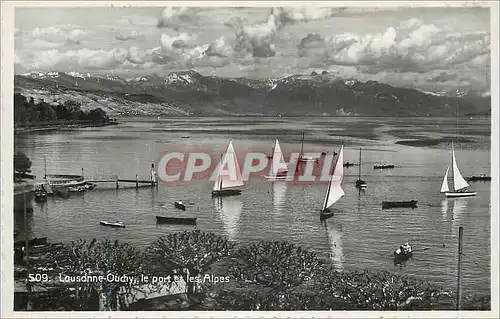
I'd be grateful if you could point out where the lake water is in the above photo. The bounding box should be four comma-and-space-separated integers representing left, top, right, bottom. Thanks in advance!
14, 116, 492, 296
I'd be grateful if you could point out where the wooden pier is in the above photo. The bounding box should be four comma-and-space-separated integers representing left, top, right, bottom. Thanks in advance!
44, 163, 159, 190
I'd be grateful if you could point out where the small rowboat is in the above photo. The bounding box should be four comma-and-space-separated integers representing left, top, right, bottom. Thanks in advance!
394, 243, 413, 262
156, 216, 197, 225
374, 164, 395, 169
174, 201, 186, 210
100, 221, 125, 228
382, 200, 418, 209
211, 189, 242, 197
343, 162, 355, 168
466, 175, 491, 182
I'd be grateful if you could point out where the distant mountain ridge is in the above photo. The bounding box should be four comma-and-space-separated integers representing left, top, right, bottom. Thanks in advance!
14, 70, 491, 117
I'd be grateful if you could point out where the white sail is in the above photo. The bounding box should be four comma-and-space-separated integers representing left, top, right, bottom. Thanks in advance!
440, 165, 450, 193
269, 139, 289, 176
213, 141, 244, 190
322, 145, 345, 210
452, 148, 469, 191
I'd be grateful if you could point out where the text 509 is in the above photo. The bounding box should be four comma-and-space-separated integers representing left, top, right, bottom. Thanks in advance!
28, 274, 49, 282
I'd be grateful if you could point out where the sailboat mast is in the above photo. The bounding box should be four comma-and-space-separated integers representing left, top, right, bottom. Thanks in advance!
300, 132, 304, 157
451, 142, 455, 192
44, 155, 47, 179
358, 147, 361, 180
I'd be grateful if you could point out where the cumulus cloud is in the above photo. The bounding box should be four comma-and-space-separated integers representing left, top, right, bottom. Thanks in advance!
25, 48, 128, 70
228, 7, 346, 58
427, 71, 458, 82
156, 7, 200, 29
160, 32, 196, 51
296, 18, 490, 75
116, 30, 143, 41
29, 26, 86, 45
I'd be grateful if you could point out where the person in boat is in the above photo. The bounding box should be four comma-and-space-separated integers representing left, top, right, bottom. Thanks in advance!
402, 242, 412, 253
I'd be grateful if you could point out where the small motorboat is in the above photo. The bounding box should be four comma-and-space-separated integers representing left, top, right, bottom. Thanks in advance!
84, 183, 97, 190
69, 185, 86, 193
181, 135, 190, 139
343, 162, 355, 168
355, 179, 367, 189
382, 200, 418, 209
374, 164, 395, 169
156, 216, 197, 225
466, 175, 491, 182
99, 221, 125, 228
394, 242, 413, 261
174, 200, 186, 211
34, 189, 48, 202
211, 189, 242, 197
14, 237, 48, 248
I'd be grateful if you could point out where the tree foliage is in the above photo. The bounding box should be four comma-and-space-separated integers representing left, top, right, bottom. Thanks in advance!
14, 93, 109, 125
14, 151, 32, 174
144, 230, 235, 293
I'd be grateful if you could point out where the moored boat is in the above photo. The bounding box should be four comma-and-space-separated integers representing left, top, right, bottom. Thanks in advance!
355, 147, 367, 189
34, 188, 48, 202
374, 164, 395, 169
14, 237, 48, 248
212, 140, 244, 197
156, 215, 197, 225
466, 175, 491, 182
382, 200, 418, 209
394, 242, 413, 261
320, 144, 345, 221
440, 143, 477, 198
174, 200, 186, 210
99, 220, 125, 228
343, 162, 355, 168
265, 139, 293, 180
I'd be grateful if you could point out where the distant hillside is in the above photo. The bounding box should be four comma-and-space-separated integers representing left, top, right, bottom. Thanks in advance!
14, 70, 491, 117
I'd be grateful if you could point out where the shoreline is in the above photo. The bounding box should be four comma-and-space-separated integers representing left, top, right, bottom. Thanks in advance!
14, 121, 119, 134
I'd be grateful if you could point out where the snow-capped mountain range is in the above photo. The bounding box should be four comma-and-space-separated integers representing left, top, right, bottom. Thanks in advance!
14, 70, 490, 117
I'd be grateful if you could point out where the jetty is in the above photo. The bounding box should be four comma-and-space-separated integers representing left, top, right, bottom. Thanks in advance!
38, 163, 159, 190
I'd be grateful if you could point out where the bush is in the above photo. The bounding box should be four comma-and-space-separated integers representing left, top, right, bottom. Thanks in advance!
14, 151, 32, 175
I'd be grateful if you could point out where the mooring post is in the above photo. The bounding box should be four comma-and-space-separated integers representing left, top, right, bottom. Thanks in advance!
456, 226, 463, 310
136, 174, 138, 188
150, 163, 156, 187
115, 175, 119, 189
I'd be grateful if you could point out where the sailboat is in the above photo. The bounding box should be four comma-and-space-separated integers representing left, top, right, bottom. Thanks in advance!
265, 139, 292, 180
320, 145, 345, 220
298, 132, 317, 163
355, 147, 367, 189
440, 143, 476, 198
212, 140, 243, 197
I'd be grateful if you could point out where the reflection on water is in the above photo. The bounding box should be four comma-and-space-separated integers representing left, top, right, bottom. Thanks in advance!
213, 196, 242, 240
323, 220, 344, 270
272, 181, 288, 215
451, 198, 468, 238
441, 199, 449, 222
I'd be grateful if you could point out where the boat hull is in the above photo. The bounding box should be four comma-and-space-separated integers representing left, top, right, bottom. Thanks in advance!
382, 200, 418, 209
211, 189, 242, 197
445, 192, 477, 198
264, 175, 293, 181
156, 216, 197, 225
174, 202, 186, 210
99, 221, 125, 228
374, 165, 395, 169
355, 180, 367, 188
14, 237, 48, 248
466, 176, 491, 182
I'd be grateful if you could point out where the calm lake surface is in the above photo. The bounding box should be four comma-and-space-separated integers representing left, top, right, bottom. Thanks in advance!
14, 116, 492, 296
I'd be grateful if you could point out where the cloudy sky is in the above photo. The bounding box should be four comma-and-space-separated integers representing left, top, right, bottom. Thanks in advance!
14, 6, 491, 93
